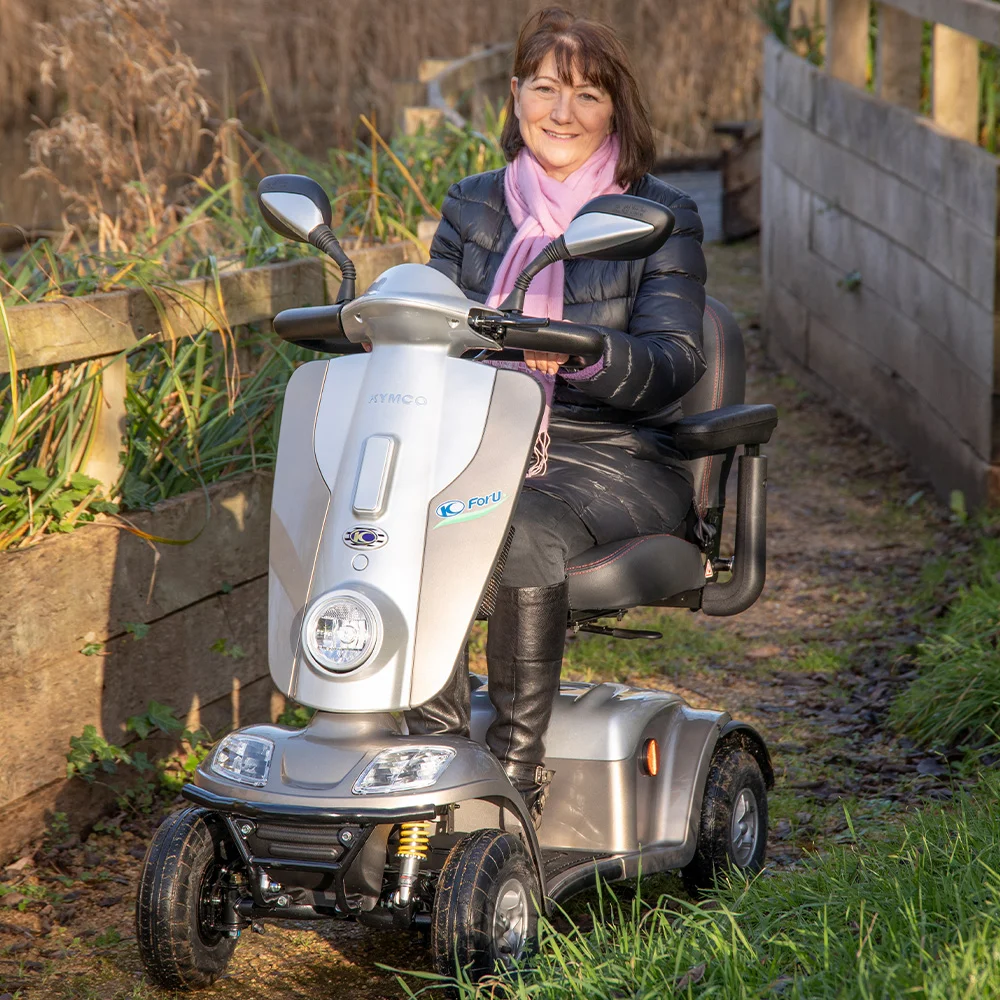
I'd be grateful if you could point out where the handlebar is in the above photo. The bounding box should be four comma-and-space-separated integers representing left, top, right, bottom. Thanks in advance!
271, 303, 606, 365
501, 322, 604, 364
467, 309, 605, 364
272, 304, 366, 354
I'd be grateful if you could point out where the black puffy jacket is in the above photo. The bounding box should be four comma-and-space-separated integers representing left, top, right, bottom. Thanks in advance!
428, 168, 708, 544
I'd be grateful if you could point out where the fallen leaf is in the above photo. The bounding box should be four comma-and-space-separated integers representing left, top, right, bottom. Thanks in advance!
4, 857, 32, 873
748, 644, 782, 660
677, 962, 706, 988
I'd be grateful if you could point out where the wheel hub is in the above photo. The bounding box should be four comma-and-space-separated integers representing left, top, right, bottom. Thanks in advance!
730, 787, 759, 866
492, 877, 529, 964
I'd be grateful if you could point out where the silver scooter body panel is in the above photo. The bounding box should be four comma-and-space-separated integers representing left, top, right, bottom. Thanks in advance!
193, 680, 728, 888
267, 264, 543, 712
472, 681, 727, 856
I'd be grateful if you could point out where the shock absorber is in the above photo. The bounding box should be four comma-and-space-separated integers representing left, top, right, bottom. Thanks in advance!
393, 820, 433, 907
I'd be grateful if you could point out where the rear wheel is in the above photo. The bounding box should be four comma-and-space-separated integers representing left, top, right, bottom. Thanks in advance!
682, 741, 768, 894
431, 829, 539, 982
135, 807, 239, 990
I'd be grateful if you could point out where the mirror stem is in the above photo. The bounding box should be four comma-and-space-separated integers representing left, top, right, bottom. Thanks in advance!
310, 225, 357, 303
498, 237, 568, 313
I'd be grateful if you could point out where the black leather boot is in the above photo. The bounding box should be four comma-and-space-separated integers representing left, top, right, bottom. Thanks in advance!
404, 644, 471, 737
485, 580, 568, 827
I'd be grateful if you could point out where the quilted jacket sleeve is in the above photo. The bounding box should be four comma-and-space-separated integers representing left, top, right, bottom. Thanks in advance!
563, 188, 707, 413
426, 183, 464, 286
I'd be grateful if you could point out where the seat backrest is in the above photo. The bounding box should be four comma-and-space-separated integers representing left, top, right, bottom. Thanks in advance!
680, 296, 746, 516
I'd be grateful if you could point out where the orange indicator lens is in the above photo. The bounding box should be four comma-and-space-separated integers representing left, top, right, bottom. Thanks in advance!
642, 738, 659, 776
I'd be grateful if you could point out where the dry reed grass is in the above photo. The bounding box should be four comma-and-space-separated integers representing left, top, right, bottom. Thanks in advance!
2, 0, 763, 158
23, 0, 209, 250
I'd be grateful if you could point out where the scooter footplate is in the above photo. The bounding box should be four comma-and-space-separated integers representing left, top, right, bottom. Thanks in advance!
542, 849, 614, 882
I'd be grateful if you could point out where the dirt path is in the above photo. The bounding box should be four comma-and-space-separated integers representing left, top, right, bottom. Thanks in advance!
0, 240, 959, 999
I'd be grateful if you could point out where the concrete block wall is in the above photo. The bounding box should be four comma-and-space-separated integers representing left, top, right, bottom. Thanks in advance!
761, 35, 1000, 504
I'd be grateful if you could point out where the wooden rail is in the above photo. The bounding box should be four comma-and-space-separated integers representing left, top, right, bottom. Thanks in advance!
790, 0, 997, 144
402, 43, 513, 136
3, 242, 422, 486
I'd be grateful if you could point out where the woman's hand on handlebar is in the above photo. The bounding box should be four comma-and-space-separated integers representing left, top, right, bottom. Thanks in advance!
523, 350, 569, 375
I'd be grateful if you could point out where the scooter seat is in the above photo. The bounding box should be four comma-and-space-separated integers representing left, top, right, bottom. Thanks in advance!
566, 533, 705, 612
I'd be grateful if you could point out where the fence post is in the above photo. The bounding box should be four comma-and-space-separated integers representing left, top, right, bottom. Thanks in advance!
82, 355, 128, 494
826, 0, 870, 87
789, 0, 826, 58
932, 25, 980, 143
876, 4, 923, 111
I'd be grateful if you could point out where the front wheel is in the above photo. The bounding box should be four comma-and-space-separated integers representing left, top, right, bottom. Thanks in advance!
682, 740, 768, 895
135, 807, 239, 990
431, 829, 539, 982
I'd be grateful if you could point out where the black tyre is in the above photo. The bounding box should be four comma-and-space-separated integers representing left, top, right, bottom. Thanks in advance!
135, 807, 238, 990
431, 829, 539, 982
682, 740, 768, 895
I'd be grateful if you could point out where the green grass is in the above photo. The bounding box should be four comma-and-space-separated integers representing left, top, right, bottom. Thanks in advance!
891, 530, 1000, 749
418, 770, 1000, 999
563, 609, 743, 684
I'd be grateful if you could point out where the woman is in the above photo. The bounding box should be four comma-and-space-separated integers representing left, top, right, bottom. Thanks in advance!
407, 7, 707, 824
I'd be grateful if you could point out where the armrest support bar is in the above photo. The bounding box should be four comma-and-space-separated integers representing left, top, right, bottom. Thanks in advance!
673, 403, 777, 457
702, 451, 767, 616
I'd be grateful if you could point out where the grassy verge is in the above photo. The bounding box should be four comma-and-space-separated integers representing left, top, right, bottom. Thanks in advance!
431, 772, 1000, 999
891, 524, 1000, 750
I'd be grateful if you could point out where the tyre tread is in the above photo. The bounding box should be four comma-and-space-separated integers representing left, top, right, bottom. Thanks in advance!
135, 807, 236, 990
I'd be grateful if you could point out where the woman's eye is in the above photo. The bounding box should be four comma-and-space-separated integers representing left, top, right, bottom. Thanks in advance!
578, 92, 599, 102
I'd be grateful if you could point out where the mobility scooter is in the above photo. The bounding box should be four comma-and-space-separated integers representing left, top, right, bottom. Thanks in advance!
136, 174, 777, 987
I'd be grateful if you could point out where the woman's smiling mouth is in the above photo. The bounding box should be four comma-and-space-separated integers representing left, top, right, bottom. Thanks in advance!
543, 129, 578, 141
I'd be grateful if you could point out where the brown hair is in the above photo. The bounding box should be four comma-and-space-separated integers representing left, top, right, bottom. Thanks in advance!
500, 6, 655, 189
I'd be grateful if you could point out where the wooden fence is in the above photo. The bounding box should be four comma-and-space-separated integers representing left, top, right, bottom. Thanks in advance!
0, 242, 419, 861
400, 43, 513, 136
764, 0, 1000, 505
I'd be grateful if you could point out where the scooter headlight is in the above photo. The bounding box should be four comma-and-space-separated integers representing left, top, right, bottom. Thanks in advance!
352, 746, 456, 795
303, 591, 381, 673
210, 734, 274, 787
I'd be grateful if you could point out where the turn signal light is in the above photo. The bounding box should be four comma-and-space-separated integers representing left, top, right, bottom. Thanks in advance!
641, 738, 659, 776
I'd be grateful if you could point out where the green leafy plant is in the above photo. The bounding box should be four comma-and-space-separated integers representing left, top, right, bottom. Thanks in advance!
277, 700, 316, 728
66, 725, 139, 781
210, 637, 247, 659
65, 699, 213, 809
122, 622, 150, 641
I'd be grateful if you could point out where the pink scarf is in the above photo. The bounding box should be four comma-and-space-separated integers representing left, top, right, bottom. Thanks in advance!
486, 135, 624, 477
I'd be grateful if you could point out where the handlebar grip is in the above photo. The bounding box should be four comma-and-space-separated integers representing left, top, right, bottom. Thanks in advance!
503, 321, 605, 363
273, 305, 363, 353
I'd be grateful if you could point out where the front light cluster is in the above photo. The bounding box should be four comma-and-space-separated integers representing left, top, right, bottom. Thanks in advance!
303, 591, 380, 673
352, 746, 456, 795
211, 734, 274, 787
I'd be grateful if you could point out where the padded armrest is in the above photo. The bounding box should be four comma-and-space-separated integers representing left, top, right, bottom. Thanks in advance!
672, 403, 778, 456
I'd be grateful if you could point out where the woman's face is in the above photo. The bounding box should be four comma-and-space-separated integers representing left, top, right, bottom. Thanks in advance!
512, 49, 614, 182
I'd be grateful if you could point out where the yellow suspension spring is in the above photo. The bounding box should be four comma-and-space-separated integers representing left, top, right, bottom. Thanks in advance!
396, 820, 433, 860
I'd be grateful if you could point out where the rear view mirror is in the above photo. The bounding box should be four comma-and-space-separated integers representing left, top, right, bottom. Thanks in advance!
257, 174, 333, 243
562, 194, 674, 261
498, 193, 675, 313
